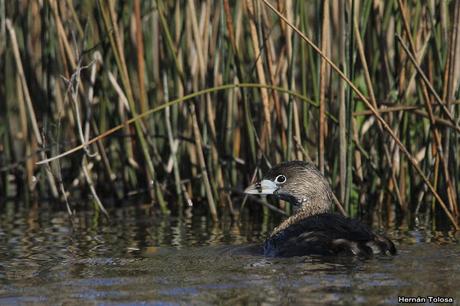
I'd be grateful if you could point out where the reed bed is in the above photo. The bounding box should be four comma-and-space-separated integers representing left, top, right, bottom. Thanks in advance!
1, 0, 459, 230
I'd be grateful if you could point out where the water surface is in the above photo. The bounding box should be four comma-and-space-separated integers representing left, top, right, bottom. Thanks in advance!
0, 202, 458, 305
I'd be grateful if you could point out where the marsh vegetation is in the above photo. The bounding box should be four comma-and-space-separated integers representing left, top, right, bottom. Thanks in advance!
1, 0, 459, 230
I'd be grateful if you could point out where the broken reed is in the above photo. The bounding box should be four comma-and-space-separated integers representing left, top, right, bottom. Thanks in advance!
1, 1, 459, 229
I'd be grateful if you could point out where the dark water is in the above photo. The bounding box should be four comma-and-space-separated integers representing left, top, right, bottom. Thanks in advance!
0, 202, 459, 305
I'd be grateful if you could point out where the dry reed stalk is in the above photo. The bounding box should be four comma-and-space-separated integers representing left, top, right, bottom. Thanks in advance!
190, 103, 218, 221
99, 0, 167, 211
443, 0, 460, 214
354, 107, 460, 132
156, 0, 184, 80
223, 0, 238, 52
351, 3, 404, 209
354, 103, 456, 114
65, 55, 108, 217
226, 87, 236, 169
266, 43, 287, 156
331, 192, 347, 217
6, 19, 59, 198
396, 18, 457, 217
6, 20, 42, 153
52, 119, 73, 217
338, 0, 347, 204
202, 1, 213, 63
135, 2, 164, 200
397, 0, 458, 216
245, 0, 271, 146
263, 0, 459, 229
431, 152, 441, 221
261, 5, 287, 155
442, 2, 460, 107
223, 0, 257, 163
33, 83, 355, 165
49, 0, 77, 71
87, 52, 117, 186
292, 101, 302, 160
63, 1, 84, 38
293, 136, 311, 161
184, 1, 218, 204
134, 0, 148, 114
402, 34, 431, 101
318, 0, 329, 174
15, 73, 31, 187
195, 1, 226, 202
187, 0, 206, 83
49, 0, 94, 151
398, 39, 458, 128
162, 73, 183, 202
149, 3, 160, 84
206, 93, 226, 200
108, 71, 137, 170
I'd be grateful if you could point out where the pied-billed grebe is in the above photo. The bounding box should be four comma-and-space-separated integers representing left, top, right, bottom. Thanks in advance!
244, 161, 396, 258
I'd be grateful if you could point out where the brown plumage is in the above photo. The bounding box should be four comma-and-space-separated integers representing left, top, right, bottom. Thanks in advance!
245, 161, 396, 258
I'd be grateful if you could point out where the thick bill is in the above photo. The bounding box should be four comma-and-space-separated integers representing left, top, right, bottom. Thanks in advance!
244, 179, 278, 195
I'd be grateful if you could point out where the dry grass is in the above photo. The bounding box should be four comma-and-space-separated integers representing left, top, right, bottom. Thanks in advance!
1, 0, 459, 230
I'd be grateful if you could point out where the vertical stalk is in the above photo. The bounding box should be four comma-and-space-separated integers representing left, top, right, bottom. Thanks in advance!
98, 0, 168, 212
338, 0, 347, 205
134, 0, 148, 114
318, 0, 329, 173
245, 0, 271, 148
163, 73, 183, 203
190, 103, 218, 222
6, 19, 59, 198
352, 1, 404, 210
397, 0, 457, 218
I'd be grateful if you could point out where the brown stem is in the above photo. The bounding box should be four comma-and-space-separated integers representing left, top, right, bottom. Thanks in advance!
263, 0, 459, 229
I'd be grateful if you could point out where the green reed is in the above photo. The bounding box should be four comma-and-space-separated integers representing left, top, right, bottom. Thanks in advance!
1, 0, 459, 230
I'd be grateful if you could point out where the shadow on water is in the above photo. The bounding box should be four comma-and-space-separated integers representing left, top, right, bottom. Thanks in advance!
0, 201, 458, 305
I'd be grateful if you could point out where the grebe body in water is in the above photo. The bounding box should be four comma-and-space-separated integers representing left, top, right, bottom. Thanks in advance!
244, 161, 396, 258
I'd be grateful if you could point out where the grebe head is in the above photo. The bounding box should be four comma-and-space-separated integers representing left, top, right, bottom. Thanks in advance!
244, 161, 333, 214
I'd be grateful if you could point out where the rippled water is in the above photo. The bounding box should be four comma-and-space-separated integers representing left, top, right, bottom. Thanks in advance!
0, 202, 458, 305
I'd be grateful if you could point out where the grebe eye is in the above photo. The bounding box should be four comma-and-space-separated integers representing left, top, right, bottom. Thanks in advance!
275, 175, 286, 184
